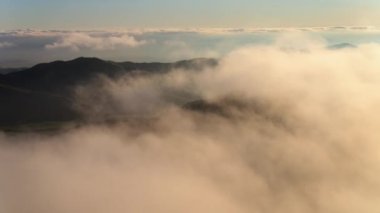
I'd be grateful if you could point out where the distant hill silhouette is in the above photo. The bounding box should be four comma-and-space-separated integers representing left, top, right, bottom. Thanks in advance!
0, 57, 217, 127
328, 43, 357, 50
4, 57, 217, 92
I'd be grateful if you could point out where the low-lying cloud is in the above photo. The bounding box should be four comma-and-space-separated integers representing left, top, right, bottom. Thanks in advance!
2, 35, 380, 212
45, 32, 146, 51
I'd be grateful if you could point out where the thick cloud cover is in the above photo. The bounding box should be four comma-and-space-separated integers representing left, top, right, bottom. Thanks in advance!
2, 35, 380, 212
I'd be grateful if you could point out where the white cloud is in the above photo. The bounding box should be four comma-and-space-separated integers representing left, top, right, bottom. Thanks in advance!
45, 32, 146, 51
3, 35, 380, 212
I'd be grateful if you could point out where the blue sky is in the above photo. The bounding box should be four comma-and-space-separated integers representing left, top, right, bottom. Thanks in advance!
1, 0, 380, 29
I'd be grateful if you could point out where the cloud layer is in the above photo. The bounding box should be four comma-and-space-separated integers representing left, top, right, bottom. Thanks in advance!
1, 27, 380, 67
45, 32, 146, 51
2, 35, 380, 212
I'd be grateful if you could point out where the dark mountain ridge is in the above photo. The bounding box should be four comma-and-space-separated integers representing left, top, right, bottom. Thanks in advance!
0, 57, 217, 128
3, 57, 217, 92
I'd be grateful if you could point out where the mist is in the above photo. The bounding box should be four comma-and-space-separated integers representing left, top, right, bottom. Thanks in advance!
2, 34, 380, 212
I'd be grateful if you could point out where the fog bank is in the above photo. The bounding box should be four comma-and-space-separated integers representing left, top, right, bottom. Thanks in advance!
2, 35, 380, 212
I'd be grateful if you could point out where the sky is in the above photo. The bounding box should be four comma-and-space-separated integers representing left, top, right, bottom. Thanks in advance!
1, 0, 380, 29
1, 0, 380, 67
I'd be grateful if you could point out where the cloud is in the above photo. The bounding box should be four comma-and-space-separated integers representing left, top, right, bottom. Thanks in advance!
0, 42, 13, 48
136, 26, 380, 35
45, 32, 146, 51
2, 27, 380, 67
3, 26, 379, 39
162, 40, 219, 60
73, 35, 380, 212
2, 34, 380, 212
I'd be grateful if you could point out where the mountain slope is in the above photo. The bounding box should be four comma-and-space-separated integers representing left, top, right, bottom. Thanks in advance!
3, 57, 216, 92
0, 57, 217, 127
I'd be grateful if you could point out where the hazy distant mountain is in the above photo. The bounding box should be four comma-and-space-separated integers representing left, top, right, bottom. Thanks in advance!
328, 43, 357, 49
0, 57, 217, 128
